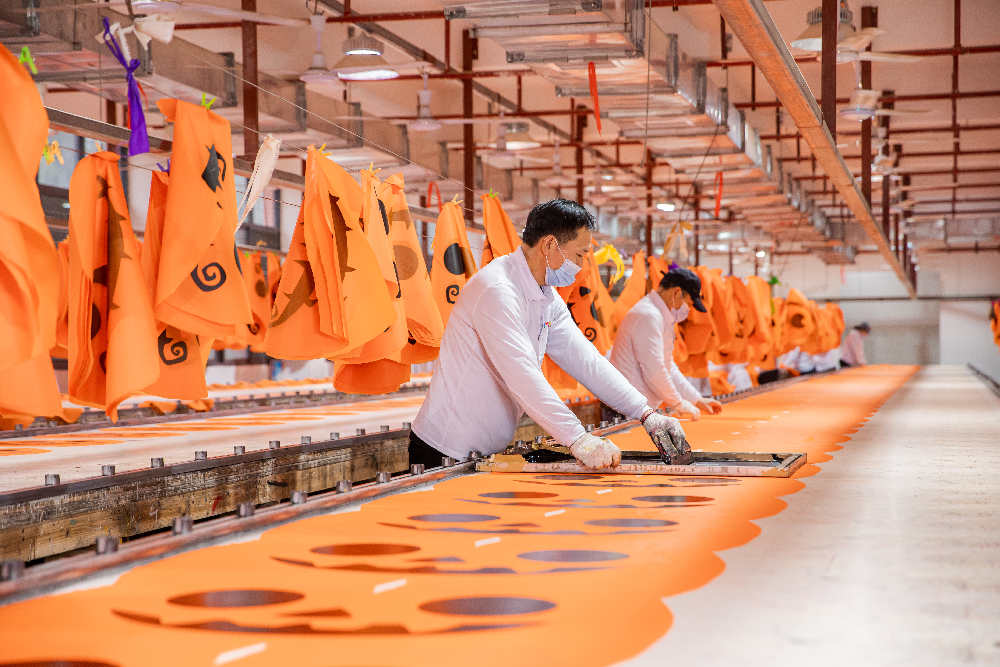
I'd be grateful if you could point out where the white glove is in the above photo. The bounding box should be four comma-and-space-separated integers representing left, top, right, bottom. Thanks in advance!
669, 399, 701, 421
697, 398, 722, 415
570, 432, 621, 469
641, 410, 693, 464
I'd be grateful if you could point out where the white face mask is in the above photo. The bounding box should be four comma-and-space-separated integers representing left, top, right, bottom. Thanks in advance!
671, 302, 690, 322
543, 240, 581, 287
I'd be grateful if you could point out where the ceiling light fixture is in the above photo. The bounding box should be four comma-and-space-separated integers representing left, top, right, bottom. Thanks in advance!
334, 29, 398, 81
790, 2, 854, 52
497, 122, 540, 151
656, 202, 676, 212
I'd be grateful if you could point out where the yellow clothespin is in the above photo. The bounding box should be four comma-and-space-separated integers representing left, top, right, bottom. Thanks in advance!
200, 92, 217, 110
450, 194, 462, 205
43, 140, 65, 165
19, 46, 38, 75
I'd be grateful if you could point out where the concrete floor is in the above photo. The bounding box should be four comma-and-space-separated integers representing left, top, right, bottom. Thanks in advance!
625, 365, 1000, 666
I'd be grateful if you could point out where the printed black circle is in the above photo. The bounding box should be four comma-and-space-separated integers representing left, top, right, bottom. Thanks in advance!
311, 543, 420, 556
586, 518, 677, 527
443, 243, 467, 275
518, 550, 627, 562
409, 513, 499, 522
420, 596, 555, 616
479, 492, 559, 499
168, 589, 303, 608
632, 495, 713, 504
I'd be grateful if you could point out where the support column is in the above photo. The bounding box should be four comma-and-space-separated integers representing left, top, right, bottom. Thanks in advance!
860, 6, 876, 207
462, 29, 476, 222
575, 102, 585, 204
241, 0, 260, 157
645, 150, 653, 257
880, 88, 894, 238
821, 0, 838, 139
693, 183, 701, 266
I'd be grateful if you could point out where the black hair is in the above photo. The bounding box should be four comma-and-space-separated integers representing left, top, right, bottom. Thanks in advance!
854, 322, 871, 333
521, 198, 597, 247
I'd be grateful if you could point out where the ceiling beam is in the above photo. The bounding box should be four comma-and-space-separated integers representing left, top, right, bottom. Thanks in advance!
760, 122, 1000, 141
735, 89, 1000, 110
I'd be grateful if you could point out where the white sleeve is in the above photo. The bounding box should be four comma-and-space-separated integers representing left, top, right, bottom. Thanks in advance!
472, 293, 586, 447
549, 304, 657, 416
669, 356, 704, 402
853, 333, 867, 365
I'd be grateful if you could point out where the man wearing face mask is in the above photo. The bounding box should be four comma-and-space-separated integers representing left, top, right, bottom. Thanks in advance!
410, 199, 690, 469
610, 267, 723, 421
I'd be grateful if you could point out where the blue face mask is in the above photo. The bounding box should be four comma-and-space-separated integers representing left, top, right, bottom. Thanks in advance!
543, 240, 581, 287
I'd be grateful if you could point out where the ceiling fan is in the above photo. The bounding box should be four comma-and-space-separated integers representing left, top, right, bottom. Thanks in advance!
839, 87, 929, 122
789, 1, 923, 64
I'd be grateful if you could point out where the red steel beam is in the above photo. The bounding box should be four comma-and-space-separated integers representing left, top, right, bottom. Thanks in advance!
241, 0, 259, 158
760, 122, 1000, 141
821, 0, 838, 139
175, 10, 444, 30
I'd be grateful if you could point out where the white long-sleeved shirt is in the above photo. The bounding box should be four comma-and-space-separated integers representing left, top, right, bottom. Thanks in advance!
840, 329, 867, 366
411, 247, 649, 459
610, 292, 703, 409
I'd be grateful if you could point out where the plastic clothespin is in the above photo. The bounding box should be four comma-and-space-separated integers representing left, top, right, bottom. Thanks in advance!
19, 47, 38, 75
486, 187, 498, 199
450, 194, 462, 205
155, 158, 171, 173
200, 92, 217, 110
43, 140, 64, 165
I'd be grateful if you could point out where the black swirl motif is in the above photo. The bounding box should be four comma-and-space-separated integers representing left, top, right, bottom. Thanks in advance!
445, 284, 461, 304
584, 327, 597, 341
157, 329, 189, 365
190, 262, 227, 292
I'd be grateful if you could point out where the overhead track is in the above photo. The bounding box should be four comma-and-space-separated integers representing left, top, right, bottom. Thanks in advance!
713, 0, 916, 296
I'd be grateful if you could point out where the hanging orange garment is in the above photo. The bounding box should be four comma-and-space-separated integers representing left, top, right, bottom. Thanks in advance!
151, 99, 252, 341
782, 288, 816, 353
824, 302, 845, 353
333, 168, 410, 394
247, 251, 281, 354
717, 275, 753, 364
557, 251, 612, 355
383, 174, 445, 364
67, 152, 159, 419
591, 255, 617, 345
705, 268, 737, 363
745, 275, 773, 347
479, 193, 521, 266
0, 47, 63, 426
672, 324, 689, 365
675, 266, 718, 380
765, 296, 786, 366
991, 302, 1000, 351
610, 251, 647, 339
430, 200, 477, 325
542, 355, 578, 391
51, 240, 71, 358
646, 255, 670, 290
266, 147, 393, 360
140, 170, 211, 400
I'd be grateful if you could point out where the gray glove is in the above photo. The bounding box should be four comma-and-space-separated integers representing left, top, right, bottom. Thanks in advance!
570, 432, 621, 468
641, 410, 693, 465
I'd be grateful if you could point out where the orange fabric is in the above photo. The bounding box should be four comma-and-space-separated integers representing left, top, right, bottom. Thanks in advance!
266, 147, 394, 360
383, 174, 444, 364
244, 249, 281, 351
51, 240, 71, 358
675, 266, 718, 379
67, 152, 159, 420
0, 48, 63, 424
610, 251, 647, 339
0, 368, 917, 667
782, 288, 816, 353
709, 368, 735, 395
646, 255, 670, 289
558, 250, 612, 354
542, 354, 579, 391
991, 302, 1000, 350
430, 200, 477, 325
704, 268, 737, 363
141, 170, 211, 400
479, 193, 522, 266
152, 99, 252, 340
332, 169, 411, 395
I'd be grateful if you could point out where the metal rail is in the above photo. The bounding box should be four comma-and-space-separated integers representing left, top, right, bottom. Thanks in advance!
967, 364, 1000, 399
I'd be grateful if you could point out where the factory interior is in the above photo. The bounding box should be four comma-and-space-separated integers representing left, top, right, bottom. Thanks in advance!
1, 0, 999, 665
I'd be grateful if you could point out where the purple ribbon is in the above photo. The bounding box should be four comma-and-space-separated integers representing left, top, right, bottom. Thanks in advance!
668, 261, 681, 271
101, 17, 149, 156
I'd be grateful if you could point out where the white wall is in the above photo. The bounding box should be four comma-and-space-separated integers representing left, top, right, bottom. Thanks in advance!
939, 301, 1000, 380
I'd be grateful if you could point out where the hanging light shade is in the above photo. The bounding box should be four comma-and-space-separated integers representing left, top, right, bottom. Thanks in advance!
790, 4, 854, 52
498, 122, 540, 150
411, 88, 442, 131
334, 32, 398, 80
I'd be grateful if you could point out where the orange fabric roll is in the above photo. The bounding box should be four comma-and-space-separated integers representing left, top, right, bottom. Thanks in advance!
0, 47, 63, 425
67, 152, 159, 420
266, 147, 394, 360
151, 99, 253, 341
430, 200, 477, 325
383, 174, 445, 365
140, 170, 211, 400
479, 193, 521, 266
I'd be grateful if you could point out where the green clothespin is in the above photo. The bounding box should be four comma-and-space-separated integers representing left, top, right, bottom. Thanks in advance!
201, 92, 217, 110
19, 46, 38, 75
768, 274, 780, 286
486, 187, 498, 199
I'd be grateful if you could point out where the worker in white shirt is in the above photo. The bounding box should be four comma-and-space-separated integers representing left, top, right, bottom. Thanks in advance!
610, 267, 723, 420
410, 199, 691, 469
840, 322, 871, 367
